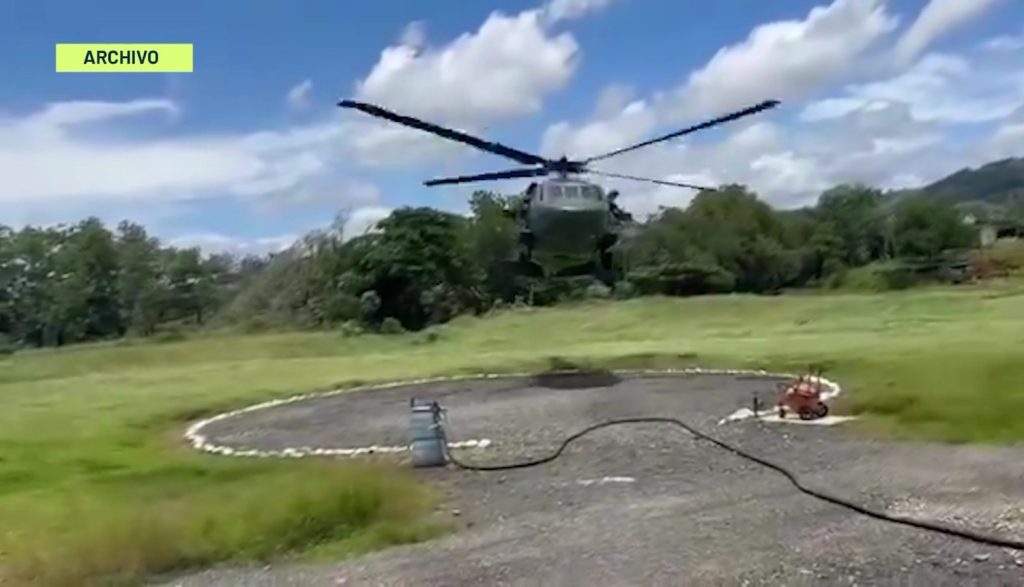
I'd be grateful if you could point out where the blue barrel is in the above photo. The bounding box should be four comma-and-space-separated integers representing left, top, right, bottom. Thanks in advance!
409, 400, 447, 467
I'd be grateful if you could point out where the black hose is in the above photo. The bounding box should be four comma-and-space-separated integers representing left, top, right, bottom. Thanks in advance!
442, 415, 1024, 551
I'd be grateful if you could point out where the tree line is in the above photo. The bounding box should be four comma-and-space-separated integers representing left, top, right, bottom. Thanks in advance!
0, 184, 979, 350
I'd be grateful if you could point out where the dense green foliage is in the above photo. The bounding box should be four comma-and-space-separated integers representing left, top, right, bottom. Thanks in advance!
0, 182, 985, 348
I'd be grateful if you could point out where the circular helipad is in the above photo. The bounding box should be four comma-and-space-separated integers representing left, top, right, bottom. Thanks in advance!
173, 369, 1024, 586
187, 369, 824, 460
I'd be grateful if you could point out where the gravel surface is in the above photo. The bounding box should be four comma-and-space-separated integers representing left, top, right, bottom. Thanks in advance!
162, 373, 1024, 586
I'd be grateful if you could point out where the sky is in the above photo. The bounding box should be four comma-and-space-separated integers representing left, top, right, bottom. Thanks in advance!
2, 0, 1023, 256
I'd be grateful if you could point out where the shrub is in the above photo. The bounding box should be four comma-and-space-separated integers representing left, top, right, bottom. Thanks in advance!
0, 333, 16, 356
612, 280, 637, 300
584, 282, 611, 299
379, 317, 404, 335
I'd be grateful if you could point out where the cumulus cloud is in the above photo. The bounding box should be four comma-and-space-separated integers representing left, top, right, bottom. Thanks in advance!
542, 95, 658, 159
342, 6, 589, 166
893, 0, 1006, 65
586, 99, 955, 214
802, 51, 1024, 124
353, 11, 578, 126
286, 79, 313, 111
664, 0, 899, 122
0, 100, 352, 208
537, 0, 1024, 217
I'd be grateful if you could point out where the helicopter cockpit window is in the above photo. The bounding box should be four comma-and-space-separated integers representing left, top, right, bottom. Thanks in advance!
561, 185, 580, 199
581, 185, 601, 200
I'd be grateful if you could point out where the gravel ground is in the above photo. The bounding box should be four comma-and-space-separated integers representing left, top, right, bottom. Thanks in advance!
162, 373, 1024, 586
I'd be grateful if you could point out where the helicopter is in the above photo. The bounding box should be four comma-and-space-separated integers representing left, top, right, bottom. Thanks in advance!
338, 98, 780, 284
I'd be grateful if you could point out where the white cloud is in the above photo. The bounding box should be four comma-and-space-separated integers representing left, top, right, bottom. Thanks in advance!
286, 79, 313, 111
541, 0, 618, 24
0, 101, 354, 207
982, 32, 1024, 52
399, 21, 427, 49
893, 0, 1006, 65
344, 6, 585, 166
168, 232, 298, 257
541, 96, 657, 159
1, 2, 592, 226
538, 0, 915, 213
802, 52, 1024, 123
342, 206, 393, 240
664, 0, 899, 122
27, 99, 180, 127
353, 10, 578, 126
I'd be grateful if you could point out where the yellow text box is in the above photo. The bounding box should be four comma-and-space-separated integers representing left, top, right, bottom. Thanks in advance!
56, 44, 193, 72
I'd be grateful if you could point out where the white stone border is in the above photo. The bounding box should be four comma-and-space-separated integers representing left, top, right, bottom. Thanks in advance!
183, 367, 843, 459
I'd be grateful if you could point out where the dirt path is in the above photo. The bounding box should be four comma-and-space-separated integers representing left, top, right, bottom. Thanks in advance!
163, 373, 1024, 586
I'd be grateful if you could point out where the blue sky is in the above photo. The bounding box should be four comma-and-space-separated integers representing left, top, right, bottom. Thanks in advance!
2, 0, 1023, 255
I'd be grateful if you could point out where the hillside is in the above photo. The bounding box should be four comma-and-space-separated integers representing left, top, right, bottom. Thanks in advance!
888, 157, 1024, 221
922, 157, 1024, 203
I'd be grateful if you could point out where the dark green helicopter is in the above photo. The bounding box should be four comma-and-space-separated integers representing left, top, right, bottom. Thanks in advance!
338, 98, 780, 284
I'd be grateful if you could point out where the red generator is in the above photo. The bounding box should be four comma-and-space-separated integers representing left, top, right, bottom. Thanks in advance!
777, 373, 829, 420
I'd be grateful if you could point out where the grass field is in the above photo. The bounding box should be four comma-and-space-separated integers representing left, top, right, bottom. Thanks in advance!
3, 280, 1024, 585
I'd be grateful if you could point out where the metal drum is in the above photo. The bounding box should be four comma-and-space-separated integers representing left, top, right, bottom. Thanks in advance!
409, 399, 447, 467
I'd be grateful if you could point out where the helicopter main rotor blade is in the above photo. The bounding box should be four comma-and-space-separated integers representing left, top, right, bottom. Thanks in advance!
581, 99, 781, 164
339, 100, 548, 167
587, 170, 714, 191
423, 167, 549, 187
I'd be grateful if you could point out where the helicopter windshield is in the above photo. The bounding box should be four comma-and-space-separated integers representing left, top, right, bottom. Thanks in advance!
548, 184, 602, 200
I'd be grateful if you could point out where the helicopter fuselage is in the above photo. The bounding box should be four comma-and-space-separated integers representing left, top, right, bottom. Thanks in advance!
516, 179, 619, 274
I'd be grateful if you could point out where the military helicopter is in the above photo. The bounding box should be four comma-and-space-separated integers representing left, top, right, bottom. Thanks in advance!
338, 98, 780, 284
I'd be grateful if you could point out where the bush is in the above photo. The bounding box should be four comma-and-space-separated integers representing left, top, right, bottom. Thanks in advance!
379, 317, 404, 335
969, 240, 1024, 279
0, 333, 16, 356
827, 261, 922, 292
612, 280, 637, 300
338, 320, 364, 337
584, 282, 611, 299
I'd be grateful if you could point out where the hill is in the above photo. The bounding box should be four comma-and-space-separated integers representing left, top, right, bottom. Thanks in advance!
922, 157, 1024, 204
889, 157, 1024, 221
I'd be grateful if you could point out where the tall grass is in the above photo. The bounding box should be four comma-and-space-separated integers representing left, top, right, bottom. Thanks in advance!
0, 463, 442, 587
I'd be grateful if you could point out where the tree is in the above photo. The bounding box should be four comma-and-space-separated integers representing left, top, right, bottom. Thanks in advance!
892, 196, 976, 259
115, 221, 162, 335
163, 247, 216, 325
356, 207, 484, 329
467, 190, 519, 303
814, 184, 887, 267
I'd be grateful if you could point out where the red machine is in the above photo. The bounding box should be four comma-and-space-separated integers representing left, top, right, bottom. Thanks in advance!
777, 372, 829, 420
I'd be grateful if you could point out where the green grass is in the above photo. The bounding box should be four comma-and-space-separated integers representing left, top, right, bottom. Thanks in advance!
3, 281, 1024, 585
